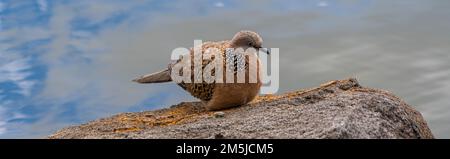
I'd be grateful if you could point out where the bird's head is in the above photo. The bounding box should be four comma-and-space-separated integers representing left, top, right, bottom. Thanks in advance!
230, 30, 270, 54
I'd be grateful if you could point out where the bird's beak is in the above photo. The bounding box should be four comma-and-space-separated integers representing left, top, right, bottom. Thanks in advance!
259, 47, 270, 54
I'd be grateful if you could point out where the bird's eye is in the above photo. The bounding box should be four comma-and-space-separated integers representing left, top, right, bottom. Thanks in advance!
248, 42, 253, 46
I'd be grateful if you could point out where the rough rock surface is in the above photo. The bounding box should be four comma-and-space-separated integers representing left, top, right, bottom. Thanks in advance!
48, 78, 434, 139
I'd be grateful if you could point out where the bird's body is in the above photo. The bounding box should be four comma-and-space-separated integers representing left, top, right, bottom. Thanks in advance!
133, 31, 267, 110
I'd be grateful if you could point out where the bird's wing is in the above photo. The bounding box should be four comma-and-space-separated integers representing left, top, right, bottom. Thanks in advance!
174, 41, 231, 101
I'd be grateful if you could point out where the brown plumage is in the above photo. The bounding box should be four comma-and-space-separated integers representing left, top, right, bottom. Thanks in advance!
133, 30, 268, 110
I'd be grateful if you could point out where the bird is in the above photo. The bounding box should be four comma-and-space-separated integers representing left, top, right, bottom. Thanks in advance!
133, 30, 269, 110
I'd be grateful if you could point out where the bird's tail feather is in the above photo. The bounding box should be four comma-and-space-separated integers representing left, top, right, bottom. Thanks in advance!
132, 69, 172, 83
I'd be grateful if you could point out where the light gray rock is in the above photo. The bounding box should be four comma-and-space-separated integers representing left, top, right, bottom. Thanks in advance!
48, 78, 434, 139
